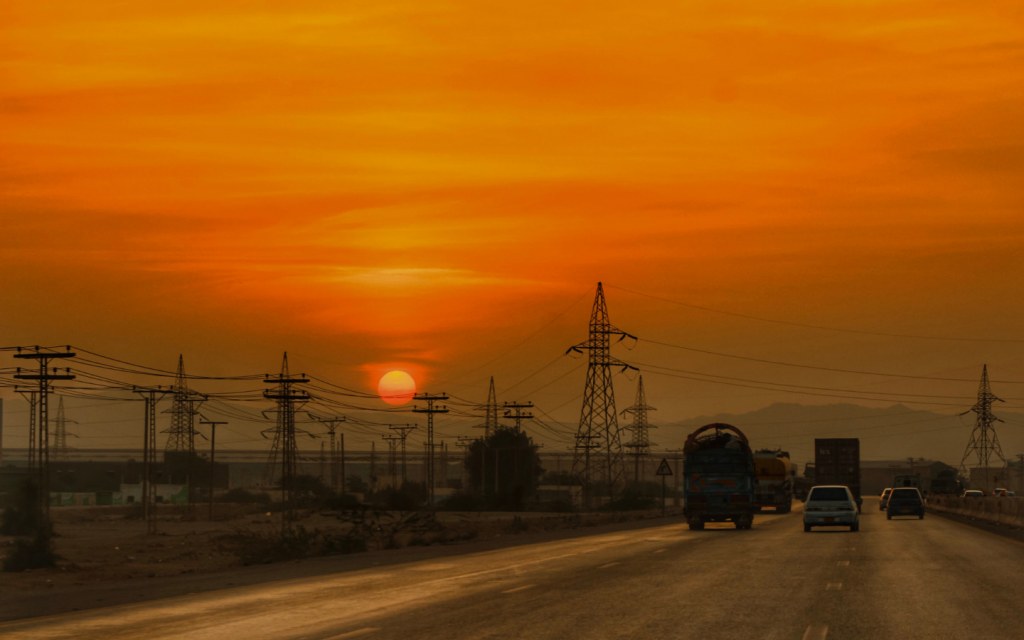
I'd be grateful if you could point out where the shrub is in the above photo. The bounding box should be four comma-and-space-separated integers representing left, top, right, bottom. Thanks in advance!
3, 531, 57, 572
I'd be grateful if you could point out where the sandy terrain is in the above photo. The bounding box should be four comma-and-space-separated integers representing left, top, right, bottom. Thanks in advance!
0, 504, 675, 622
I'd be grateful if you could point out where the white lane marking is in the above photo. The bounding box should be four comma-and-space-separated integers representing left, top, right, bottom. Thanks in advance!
653, 548, 667, 554
826, 582, 843, 591
502, 584, 535, 594
802, 624, 829, 640
324, 627, 380, 639
836, 560, 850, 567
598, 562, 620, 569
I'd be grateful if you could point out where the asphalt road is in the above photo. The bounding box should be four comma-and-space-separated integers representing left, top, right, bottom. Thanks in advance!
2, 501, 1022, 639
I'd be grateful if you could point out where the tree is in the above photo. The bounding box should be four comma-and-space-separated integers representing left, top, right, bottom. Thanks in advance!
464, 427, 543, 510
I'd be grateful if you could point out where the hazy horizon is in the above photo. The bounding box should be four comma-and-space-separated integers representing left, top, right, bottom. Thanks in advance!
2, 2, 1022, 468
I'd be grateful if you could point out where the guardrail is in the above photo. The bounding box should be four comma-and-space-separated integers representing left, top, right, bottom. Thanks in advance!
927, 495, 1024, 528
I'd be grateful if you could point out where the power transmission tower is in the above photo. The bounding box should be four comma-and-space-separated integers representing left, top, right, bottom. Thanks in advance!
621, 375, 657, 483
959, 364, 1006, 491
503, 401, 534, 433
413, 393, 449, 505
53, 396, 78, 461
163, 355, 200, 451
14, 346, 76, 514
473, 378, 503, 492
567, 282, 636, 507
483, 377, 499, 438
161, 356, 205, 510
263, 353, 310, 530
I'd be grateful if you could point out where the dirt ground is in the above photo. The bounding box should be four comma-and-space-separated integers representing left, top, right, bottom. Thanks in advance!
0, 503, 675, 622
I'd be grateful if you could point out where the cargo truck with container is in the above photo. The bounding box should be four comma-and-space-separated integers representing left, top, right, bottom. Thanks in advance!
753, 449, 796, 513
814, 438, 861, 512
683, 423, 756, 530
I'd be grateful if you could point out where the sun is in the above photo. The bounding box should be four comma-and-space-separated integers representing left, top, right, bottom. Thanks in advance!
377, 370, 416, 406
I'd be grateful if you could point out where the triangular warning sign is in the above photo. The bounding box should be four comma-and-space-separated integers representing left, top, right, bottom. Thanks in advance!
655, 458, 673, 476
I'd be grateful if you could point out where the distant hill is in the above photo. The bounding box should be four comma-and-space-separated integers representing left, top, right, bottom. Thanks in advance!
654, 402, 1024, 470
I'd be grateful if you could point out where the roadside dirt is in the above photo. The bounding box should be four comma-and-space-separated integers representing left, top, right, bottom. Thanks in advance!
0, 505, 679, 622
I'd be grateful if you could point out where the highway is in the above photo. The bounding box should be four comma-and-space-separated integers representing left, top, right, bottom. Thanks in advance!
2, 500, 1022, 640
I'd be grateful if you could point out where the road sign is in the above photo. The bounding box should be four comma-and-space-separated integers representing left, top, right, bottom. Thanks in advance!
655, 458, 673, 476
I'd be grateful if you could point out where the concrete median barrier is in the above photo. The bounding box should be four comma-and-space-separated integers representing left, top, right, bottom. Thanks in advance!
927, 495, 1024, 528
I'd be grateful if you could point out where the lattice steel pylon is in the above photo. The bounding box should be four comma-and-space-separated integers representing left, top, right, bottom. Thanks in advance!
621, 375, 656, 483
263, 352, 310, 529
959, 364, 1006, 490
53, 396, 77, 461
164, 355, 195, 451
483, 376, 499, 438
567, 282, 636, 507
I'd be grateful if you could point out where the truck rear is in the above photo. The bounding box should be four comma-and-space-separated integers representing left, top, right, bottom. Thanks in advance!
753, 449, 796, 513
683, 423, 756, 530
814, 438, 861, 512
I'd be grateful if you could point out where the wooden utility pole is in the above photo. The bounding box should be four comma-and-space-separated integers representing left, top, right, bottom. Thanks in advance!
14, 346, 76, 514
413, 393, 449, 505
200, 419, 226, 521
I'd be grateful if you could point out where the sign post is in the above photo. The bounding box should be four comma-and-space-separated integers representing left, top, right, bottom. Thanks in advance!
655, 458, 673, 515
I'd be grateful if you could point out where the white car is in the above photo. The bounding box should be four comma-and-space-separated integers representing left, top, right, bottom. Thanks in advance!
803, 485, 859, 532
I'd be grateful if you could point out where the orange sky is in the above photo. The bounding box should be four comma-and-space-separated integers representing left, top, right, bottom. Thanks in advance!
2, 2, 1023, 457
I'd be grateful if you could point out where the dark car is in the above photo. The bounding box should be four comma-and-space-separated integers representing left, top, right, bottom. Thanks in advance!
879, 487, 892, 510
886, 487, 924, 519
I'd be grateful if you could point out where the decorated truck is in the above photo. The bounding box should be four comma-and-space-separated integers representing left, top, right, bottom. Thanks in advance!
753, 449, 796, 513
683, 423, 756, 530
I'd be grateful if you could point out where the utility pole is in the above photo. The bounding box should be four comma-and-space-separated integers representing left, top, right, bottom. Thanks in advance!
263, 353, 309, 531
413, 393, 449, 505
958, 365, 1006, 492
388, 425, 417, 486
382, 434, 400, 489
503, 401, 534, 434
199, 419, 226, 521
567, 283, 635, 508
15, 389, 37, 471
314, 416, 346, 492
14, 345, 76, 514
622, 375, 657, 484
134, 386, 168, 534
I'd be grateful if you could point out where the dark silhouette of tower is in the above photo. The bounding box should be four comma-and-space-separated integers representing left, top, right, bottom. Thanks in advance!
263, 352, 310, 529
53, 396, 77, 461
622, 375, 656, 483
483, 377, 499, 438
164, 355, 197, 451
959, 364, 1006, 491
568, 282, 636, 506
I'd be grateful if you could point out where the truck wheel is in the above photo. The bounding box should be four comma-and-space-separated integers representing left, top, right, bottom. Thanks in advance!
804, 524, 811, 532
688, 518, 705, 531
851, 522, 859, 532
886, 514, 892, 520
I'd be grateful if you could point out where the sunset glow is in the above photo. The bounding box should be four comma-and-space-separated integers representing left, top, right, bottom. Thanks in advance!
1, 1, 1022, 456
